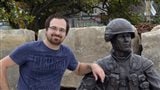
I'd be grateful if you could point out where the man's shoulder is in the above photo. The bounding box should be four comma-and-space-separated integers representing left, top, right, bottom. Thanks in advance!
15, 41, 44, 53
21, 40, 42, 47
28, 40, 42, 45
61, 44, 73, 53
61, 44, 70, 49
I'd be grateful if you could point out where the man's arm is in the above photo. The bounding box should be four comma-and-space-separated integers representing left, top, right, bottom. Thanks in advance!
0, 55, 17, 90
74, 62, 105, 82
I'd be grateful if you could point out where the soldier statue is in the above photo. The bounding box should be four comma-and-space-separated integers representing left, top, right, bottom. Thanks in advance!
77, 18, 160, 90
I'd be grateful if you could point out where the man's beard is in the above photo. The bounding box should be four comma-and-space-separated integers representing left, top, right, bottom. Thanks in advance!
46, 34, 63, 46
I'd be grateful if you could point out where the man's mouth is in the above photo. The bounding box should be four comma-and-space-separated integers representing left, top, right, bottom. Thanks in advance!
51, 34, 62, 39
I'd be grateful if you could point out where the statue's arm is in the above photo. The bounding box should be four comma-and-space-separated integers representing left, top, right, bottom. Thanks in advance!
142, 59, 160, 90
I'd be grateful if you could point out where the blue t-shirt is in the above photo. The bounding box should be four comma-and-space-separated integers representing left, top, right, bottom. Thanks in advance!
9, 41, 78, 90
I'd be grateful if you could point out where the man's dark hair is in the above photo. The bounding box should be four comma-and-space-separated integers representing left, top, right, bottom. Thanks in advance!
45, 13, 70, 35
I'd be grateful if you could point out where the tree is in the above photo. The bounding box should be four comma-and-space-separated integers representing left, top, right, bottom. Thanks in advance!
23, 0, 100, 32
98, 0, 160, 24
1, 0, 160, 32
0, 0, 34, 28
95, 0, 144, 24
0, 0, 100, 32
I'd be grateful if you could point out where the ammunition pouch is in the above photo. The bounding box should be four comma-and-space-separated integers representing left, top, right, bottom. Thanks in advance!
109, 73, 119, 90
138, 74, 150, 90
128, 73, 139, 90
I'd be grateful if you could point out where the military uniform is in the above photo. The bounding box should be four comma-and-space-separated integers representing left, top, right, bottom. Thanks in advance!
77, 18, 160, 90
77, 53, 160, 90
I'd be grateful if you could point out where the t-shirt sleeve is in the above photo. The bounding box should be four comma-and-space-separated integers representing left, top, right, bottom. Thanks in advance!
9, 43, 29, 65
67, 49, 78, 71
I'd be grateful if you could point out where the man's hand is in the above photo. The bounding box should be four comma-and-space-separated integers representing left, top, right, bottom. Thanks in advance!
91, 63, 105, 83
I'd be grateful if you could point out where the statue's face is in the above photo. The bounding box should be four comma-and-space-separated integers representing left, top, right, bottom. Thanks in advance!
111, 33, 132, 52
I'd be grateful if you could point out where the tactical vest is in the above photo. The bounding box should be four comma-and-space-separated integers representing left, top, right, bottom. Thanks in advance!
77, 54, 153, 90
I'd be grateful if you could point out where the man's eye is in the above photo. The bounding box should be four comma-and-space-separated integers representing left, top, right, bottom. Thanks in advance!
59, 29, 66, 32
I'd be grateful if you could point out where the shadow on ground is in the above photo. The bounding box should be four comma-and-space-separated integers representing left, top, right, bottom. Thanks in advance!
61, 87, 76, 90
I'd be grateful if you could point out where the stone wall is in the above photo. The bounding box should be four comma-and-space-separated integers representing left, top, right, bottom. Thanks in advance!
142, 29, 160, 73
0, 29, 35, 90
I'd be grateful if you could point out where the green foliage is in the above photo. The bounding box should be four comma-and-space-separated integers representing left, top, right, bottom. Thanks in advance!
101, 0, 143, 24
0, 8, 10, 21
0, 0, 34, 28
20, 0, 101, 31
152, 0, 160, 24
1, 0, 160, 31
152, 16, 160, 24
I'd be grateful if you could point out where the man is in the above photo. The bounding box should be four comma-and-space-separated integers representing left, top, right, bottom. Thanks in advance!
77, 18, 160, 90
0, 14, 105, 90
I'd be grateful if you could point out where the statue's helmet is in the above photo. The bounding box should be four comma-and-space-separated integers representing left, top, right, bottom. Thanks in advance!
105, 18, 135, 42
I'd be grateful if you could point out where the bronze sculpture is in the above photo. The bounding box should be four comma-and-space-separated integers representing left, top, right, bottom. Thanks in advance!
77, 18, 160, 90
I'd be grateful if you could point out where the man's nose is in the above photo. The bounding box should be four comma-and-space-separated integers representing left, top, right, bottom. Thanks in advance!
54, 29, 61, 35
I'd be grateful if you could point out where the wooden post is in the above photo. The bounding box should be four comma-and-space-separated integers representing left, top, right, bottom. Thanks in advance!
145, 0, 151, 22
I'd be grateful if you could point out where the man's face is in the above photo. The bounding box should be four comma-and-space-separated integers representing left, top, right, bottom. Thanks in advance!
45, 18, 67, 46
111, 33, 132, 52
